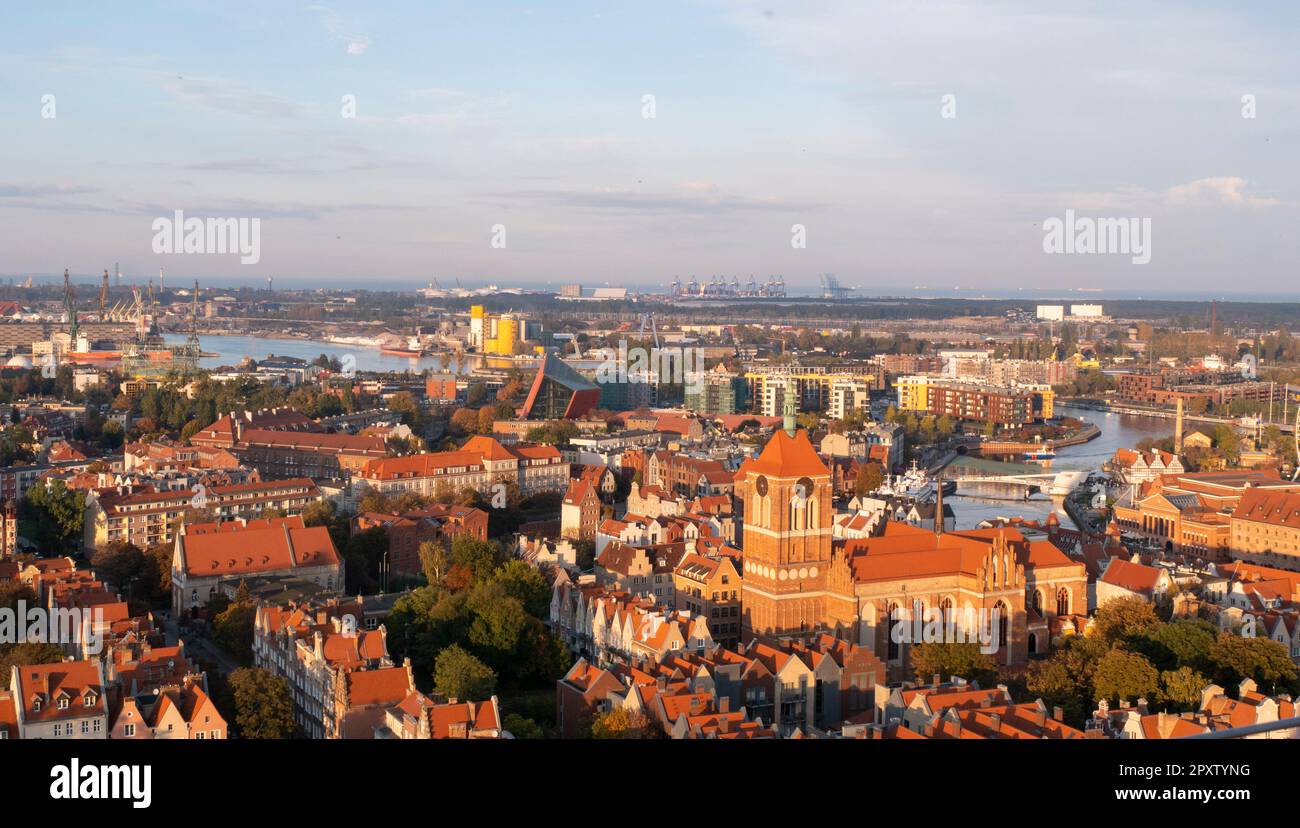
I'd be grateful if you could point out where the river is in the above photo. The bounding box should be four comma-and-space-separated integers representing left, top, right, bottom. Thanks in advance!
946, 402, 1174, 529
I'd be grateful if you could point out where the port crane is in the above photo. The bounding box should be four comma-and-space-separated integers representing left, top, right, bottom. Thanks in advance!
819, 273, 856, 300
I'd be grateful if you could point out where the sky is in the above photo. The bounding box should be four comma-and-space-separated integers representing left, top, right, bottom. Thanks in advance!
2, 1, 1299, 294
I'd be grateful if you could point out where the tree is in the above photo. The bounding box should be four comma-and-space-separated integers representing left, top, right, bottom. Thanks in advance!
1134, 619, 1216, 673
449, 535, 502, 584
301, 499, 337, 528
493, 559, 551, 618
418, 540, 450, 587
1091, 596, 1160, 645
212, 591, 258, 666
227, 668, 297, 739
434, 644, 497, 700
25, 480, 86, 550
1160, 666, 1210, 711
465, 584, 528, 664
1206, 633, 1298, 693
1025, 656, 1091, 726
0, 426, 36, 466
910, 642, 997, 688
387, 391, 424, 430
0, 580, 37, 612
854, 461, 885, 496
502, 713, 544, 739
588, 707, 656, 739
89, 540, 146, 596
1093, 649, 1159, 704
0, 641, 65, 680
450, 407, 479, 435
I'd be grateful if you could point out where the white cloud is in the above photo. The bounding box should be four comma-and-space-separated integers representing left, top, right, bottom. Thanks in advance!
310, 5, 371, 56
1164, 177, 1278, 209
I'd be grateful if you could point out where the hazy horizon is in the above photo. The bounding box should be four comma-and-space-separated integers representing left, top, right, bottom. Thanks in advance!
4, 2, 1299, 291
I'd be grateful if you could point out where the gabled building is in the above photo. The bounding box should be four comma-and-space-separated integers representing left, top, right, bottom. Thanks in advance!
171, 516, 344, 616
1097, 557, 1174, 606
9, 660, 108, 739
377, 690, 504, 739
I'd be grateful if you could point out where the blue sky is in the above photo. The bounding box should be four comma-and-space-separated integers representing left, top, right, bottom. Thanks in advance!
2, 1, 1299, 293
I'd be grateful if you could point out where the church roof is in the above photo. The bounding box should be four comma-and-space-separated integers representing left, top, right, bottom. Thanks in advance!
747, 428, 829, 479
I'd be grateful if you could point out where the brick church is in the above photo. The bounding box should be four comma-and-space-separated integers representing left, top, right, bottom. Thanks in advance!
736, 422, 1087, 678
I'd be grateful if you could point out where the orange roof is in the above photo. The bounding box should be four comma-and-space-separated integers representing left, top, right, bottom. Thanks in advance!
746, 428, 829, 479
1100, 558, 1163, 594
15, 661, 105, 722
1234, 487, 1300, 530
345, 666, 413, 708
179, 515, 340, 576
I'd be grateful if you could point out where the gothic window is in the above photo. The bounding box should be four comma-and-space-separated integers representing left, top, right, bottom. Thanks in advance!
887, 603, 901, 661
1056, 587, 1070, 617
993, 600, 1009, 650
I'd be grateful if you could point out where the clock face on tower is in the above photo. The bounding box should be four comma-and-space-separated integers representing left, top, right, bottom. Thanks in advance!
755, 475, 769, 496
795, 476, 813, 500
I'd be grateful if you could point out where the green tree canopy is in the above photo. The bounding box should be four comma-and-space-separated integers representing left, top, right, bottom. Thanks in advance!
434, 644, 497, 700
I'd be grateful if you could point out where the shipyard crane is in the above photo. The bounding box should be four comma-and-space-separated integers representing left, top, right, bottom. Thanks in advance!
819, 273, 855, 300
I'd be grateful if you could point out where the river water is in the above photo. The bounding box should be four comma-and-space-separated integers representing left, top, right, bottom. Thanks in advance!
947, 402, 1174, 529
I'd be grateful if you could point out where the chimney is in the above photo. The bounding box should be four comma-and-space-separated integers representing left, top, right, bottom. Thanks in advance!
1174, 398, 1184, 454
932, 673, 941, 687
1053, 706, 1064, 722
988, 713, 1001, 731
718, 696, 730, 713
933, 475, 944, 537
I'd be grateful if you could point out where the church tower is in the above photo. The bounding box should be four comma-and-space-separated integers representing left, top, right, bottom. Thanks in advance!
739, 427, 836, 641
